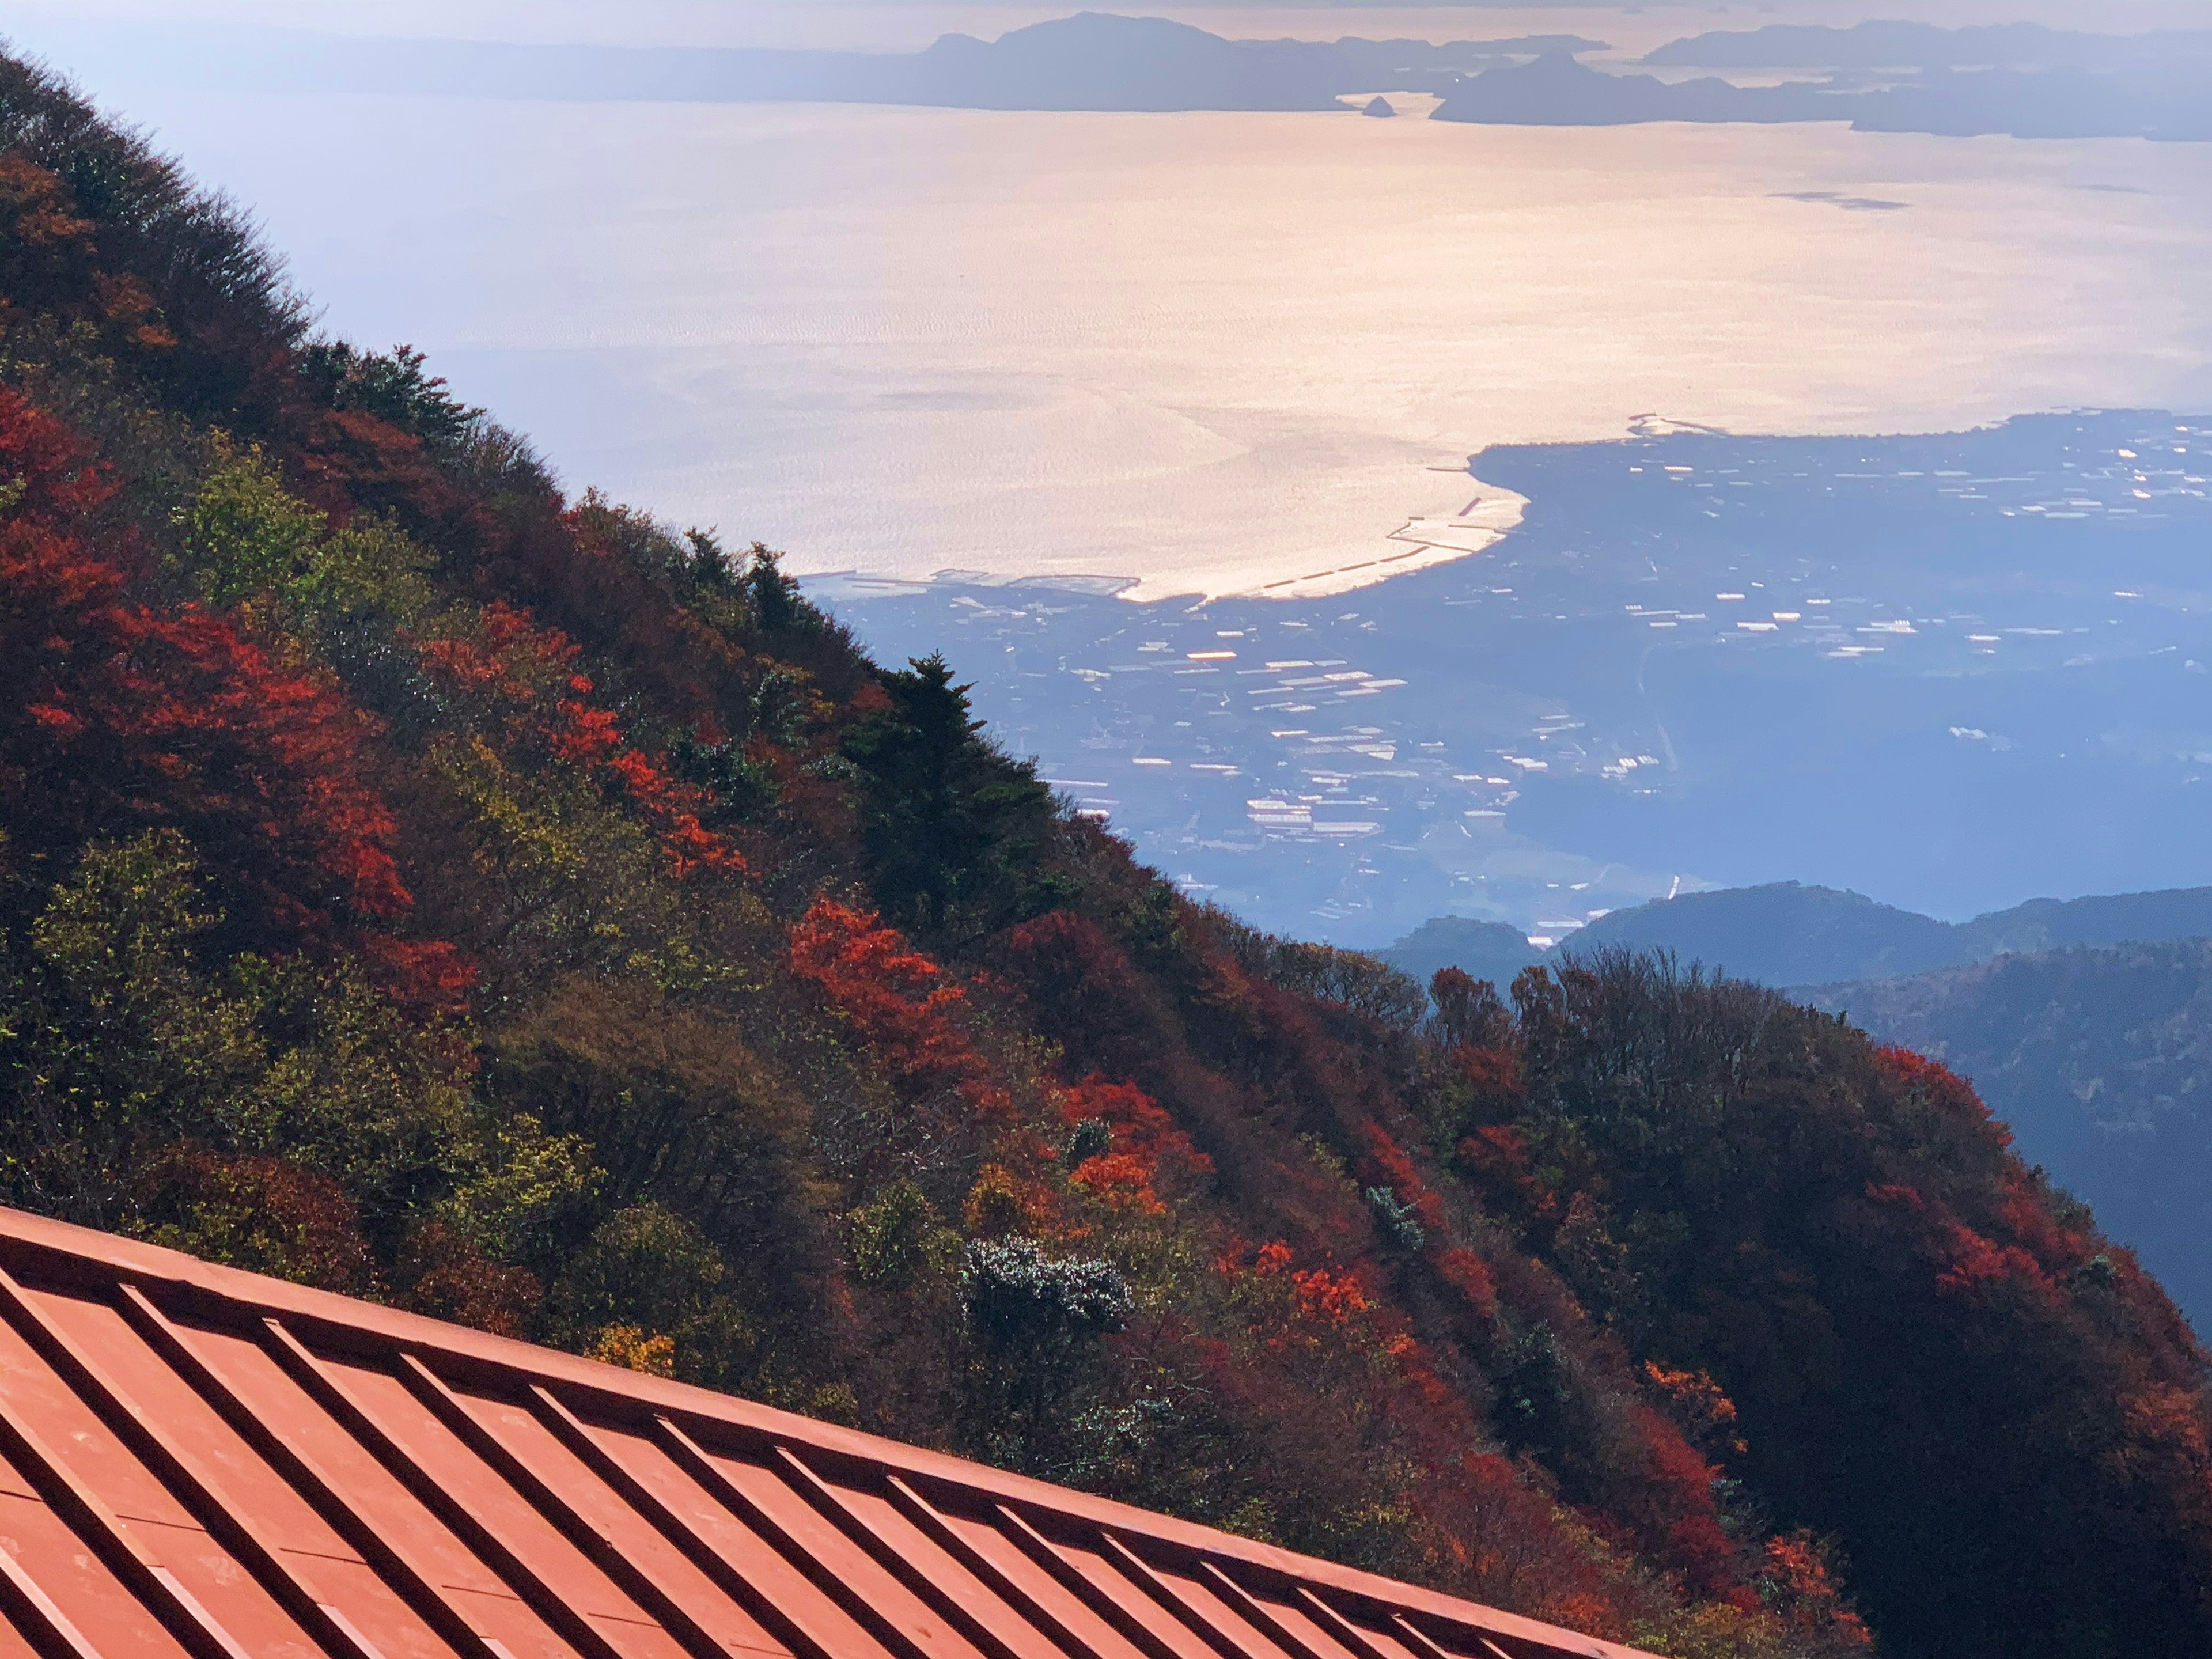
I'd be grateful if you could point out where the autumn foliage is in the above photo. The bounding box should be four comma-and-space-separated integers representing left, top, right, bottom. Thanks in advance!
0, 391, 414, 946
2, 54, 2208, 1659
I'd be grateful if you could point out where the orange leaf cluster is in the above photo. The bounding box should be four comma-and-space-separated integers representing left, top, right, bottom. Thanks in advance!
1763, 1536, 1873, 1646
1875, 1045, 2013, 1148
1359, 1123, 1448, 1238
1431, 1247, 1499, 1320
787, 898, 990, 1103
1241, 1238, 1375, 1328
1863, 1181, 2054, 1304
1068, 1152, 1167, 1216
1057, 1074, 1210, 1172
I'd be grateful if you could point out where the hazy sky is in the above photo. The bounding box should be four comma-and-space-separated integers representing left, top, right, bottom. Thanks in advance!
12, 1, 2207, 103
15, 0, 2210, 56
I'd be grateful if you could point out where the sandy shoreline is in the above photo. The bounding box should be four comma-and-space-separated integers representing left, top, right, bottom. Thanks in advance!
805, 464, 1526, 604
1142, 468, 1528, 602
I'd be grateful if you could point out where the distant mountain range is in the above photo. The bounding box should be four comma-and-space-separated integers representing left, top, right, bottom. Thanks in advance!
62, 12, 2212, 139
1642, 21, 2212, 73
1379, 915, 1551, 992
139, 14, 1592, 112
1381, 881, 2212, 993
1431, 52, 2212, 142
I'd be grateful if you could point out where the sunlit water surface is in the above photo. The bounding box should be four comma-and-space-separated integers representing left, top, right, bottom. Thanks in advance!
46, 85, 2212, 597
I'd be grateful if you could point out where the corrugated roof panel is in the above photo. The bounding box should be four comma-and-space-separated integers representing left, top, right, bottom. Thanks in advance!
0, 1441, 201, 1659
0, 1290, 338, 1659
1287, 1596, 1422, 1659
903, 1494, 1156, 1659
782, 1457, 1078, 1659
147, 1315, 581, 1658
0, 1208, 1655, 1659
1392, 1613, 1516, 1659
1209, 1580, 1368, 1659
26, 1290, 340, 1555
0, 1301, 200, 1531
111, 1296, 469, 1659
292, 1350, 681, 1656
559, 1412, 904, 1659
1134, 1559, 1305, 1659
685, 1440, 991, 1659
9, 1280, 444, 1659
0, 1593, 44, 1659
428, 1378, 793, 1659
1032, 1536, 1236, 1659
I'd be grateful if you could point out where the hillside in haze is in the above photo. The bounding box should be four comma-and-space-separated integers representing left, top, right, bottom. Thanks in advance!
1812, 942, 2212, 1325
1388, 885, 2212, 1324
7, 48, 2212, 1659
59, 13, 1594, 112
50, 12, 2212, 138
1384, 880, 2212, 993
1434, 51, 2212, 142
1381, 916, 1551, 993
1642, 21, 2212, 72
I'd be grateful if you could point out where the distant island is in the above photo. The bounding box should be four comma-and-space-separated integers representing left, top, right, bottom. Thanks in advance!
1642, 20, 2212, 74
1431, 51, 2212, 142
100, 12, 2212, 138
176, 13, 1598, 113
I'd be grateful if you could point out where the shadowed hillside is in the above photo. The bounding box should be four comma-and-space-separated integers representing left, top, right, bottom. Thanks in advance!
1812, 941, 2212, 1324
3, 51, 2211, 1659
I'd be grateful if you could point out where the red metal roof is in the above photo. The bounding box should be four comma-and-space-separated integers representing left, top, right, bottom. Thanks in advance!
0, 1206, 1652, 1659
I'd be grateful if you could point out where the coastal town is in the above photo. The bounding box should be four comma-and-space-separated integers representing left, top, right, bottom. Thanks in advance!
815, 410, 2212, 945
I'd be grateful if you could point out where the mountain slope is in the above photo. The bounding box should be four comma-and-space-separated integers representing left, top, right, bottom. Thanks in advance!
2, 52, 2210, 1659
1958, 887, 2212, 958
1810, 941, 2212, 1323
1642, 21, 2212, 73
1573, 884, 1961, 984
1374, 914, 1546, 991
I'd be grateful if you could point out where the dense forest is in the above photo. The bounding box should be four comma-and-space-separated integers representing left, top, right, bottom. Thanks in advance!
1823, 938, 2212, 1327
2, 52, 2209, 1659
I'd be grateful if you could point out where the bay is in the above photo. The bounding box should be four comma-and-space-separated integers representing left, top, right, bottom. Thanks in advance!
90, 88, 2212, 597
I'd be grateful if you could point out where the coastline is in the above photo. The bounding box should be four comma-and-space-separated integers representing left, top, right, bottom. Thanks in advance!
1130, 468, 1530, 602
804, 469, 1526, 605
113, 94, 2210, 603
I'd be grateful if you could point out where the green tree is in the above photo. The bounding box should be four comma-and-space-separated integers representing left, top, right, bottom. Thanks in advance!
179, 447, 325, 605
958, 1236, 1132, 1468
842, 654, 1052, 930
545, 1203, 756, 1388
298, 342, 482, 453
0, 831, 473, 1245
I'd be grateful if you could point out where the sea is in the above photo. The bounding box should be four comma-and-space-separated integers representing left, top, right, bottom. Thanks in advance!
47, 82, 2212, 601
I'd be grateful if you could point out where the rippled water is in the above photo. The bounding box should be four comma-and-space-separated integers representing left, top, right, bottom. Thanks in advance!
67, 85, 2212, 596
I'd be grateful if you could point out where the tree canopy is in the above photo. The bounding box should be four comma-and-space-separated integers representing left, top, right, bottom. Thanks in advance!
0, 52, 2205, 1659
